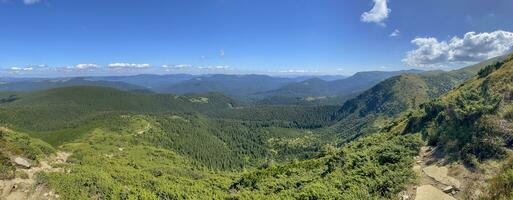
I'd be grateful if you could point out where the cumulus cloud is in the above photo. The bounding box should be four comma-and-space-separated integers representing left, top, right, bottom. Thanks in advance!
219, 49, 225, 57
73, 64, 98, 70
10, 67, 34, 71
108, 63, 150, 69
361, 0, 390, 26
390, 29, 400, 37
403, 30, 513, 67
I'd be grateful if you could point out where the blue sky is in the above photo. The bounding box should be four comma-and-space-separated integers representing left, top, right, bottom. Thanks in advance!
1, 0, 513, 77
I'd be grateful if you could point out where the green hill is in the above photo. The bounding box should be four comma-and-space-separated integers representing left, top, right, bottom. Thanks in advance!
327, 56, 508, 142
260, 70, 423, 100
0, 77, 148, 93
229, 54, 513, 199
403, 54, 513, 165
0, 86, 236, 132
1, 56, 513, 199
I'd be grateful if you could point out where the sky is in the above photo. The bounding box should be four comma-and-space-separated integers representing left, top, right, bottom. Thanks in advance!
1, 0, 513, 77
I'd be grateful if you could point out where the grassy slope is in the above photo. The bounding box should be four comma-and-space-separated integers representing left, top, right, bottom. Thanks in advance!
0, 86, 236, 145
1, 56, 512, 199
0, 127, 55, 180
231, 55, 513, 199
326, 56, 507, 143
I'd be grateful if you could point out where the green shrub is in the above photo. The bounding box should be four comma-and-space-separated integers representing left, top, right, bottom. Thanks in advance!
0, 153, 15, 180
483, 158, 513, 200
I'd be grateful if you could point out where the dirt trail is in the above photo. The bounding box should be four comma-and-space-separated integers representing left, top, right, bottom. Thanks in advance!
400, 146, 481, 200
0, 152, 70, 200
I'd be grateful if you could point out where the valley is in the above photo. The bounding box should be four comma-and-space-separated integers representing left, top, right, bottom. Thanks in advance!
1, 55, 513, 199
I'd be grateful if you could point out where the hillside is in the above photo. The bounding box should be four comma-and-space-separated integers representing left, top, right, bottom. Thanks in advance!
230, 54, 513, 199
161, 74, 296, 98
0, 86, 239, 149
263, 70, 422, 97
87, 74, 199, 91
0, 77, 148, 93
1, 56, 512, 199
327, 56, 508, 142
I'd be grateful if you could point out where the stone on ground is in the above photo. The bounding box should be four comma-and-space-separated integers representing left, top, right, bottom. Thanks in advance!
422, 166, 461, 189
13, 157, 31, 169
415, 185, 456, 200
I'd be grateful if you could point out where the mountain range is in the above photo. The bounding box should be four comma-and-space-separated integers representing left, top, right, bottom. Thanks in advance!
1, 55, 512, 199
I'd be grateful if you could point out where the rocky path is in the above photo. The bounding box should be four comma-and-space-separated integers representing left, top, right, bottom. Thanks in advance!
0, 152, 70, 200
400, 146, 466, 200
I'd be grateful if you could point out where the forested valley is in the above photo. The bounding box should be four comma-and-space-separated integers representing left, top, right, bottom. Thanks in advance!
1, 55, 513, 199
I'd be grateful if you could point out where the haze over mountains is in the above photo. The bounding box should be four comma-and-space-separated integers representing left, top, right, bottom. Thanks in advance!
1, 69, 417, 105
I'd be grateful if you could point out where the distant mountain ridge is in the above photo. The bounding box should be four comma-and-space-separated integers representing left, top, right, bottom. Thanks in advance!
160, 74, 296, 98
263, 70, 423, 100
0, 77, 147, 92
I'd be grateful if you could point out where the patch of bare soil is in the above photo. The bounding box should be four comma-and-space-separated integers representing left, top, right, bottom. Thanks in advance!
0, 152, 70, 200
399, 146, 488, 200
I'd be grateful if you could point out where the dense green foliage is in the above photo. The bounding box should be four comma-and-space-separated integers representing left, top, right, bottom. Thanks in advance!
230, 132, 423, 199
42, 125, 234, 199
208, 105, 339, 129
325, 56, 505, 144
1, 55, 512, 199
483, 157, 513, 200
402, 55, 513, 166
0, 86, 235, 132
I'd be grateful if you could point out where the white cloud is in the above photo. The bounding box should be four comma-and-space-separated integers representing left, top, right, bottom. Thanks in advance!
10, 67, 34, 71
390, 29, 400, 37
22, 0, 40, 5
73, 64, 98, 70
219, 49, 225, 57
403, 30, 513, 67
361, 0, 390, 26
108, 63, 150, 69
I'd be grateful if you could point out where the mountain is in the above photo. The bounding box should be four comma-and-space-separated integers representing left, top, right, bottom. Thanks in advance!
0, 77, 148, 93
229, 54, 513, 199
161, 74, 297, 99
0, 86, 237, 135
259, 69, 423, 102
285, 75, 347, 82
1, 56, 512, 199
327, 56, 509, 142
86, 74, 199, 92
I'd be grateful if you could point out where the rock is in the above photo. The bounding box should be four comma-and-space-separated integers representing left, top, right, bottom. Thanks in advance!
415, 185, 456, 200
443, 186, 454, 193
422, 166, 461, 189
401, 194, 409, 200
13, 157, 32, 168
